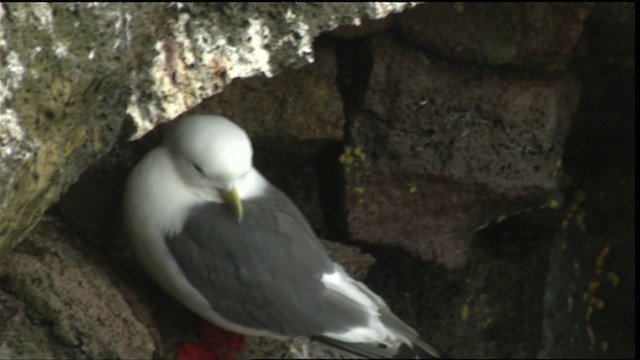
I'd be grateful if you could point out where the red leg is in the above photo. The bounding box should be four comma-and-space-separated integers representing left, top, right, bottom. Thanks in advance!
200, 322, 246, 360
177, 341, 221, 360
176, 322, 246, 360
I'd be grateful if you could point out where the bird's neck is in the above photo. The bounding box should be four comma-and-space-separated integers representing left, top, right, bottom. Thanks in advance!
124, 147, 202, 239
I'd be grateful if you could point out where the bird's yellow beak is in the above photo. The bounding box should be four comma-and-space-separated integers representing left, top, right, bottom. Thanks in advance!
218, 186, 243, 223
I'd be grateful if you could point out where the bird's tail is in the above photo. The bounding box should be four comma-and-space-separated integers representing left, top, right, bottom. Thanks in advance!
314, 305, 441, 359
380, 307, 442, 359
316, 333, 441, 359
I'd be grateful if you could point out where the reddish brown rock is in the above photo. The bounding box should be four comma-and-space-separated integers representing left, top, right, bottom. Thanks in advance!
189, 40, 343, 143
344, 36, 581, 268
398, 3, 592, 70
0, 219, 156, 359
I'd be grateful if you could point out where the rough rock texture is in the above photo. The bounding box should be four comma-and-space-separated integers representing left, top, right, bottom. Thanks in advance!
0, 2, 415, 254
342, 36, 581, 268
1, 2, 634, 359
537, 24, 635, 358
399, 2, 592, 70
0, 218, 155, 359
584, 2, 635, 54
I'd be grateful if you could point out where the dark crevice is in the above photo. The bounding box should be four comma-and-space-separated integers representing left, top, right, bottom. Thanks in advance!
314, 142, 347, 240
314, 36, 374, 242
335, 37, 374, 130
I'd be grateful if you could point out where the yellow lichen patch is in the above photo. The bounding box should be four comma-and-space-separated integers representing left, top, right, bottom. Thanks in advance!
567, 296, 574, 312
352, 147, 366, 161
572, 261, 581, 276
556, 159, 563, 168
601, 341, 609, 353
585, 305, 594, 320
586, 325, 596, 349
93, 126, 102, 151
595, 246, 610, 269
453, 2, 464, 13
575, 210, 587, 231
549, 198, 561, 209
590, 297, 605, 309
562, 219, 569, 229
339, 146, 354, 165
496, 214, 508, 223
588, 281, 600, 292
606, 272, 620, 286
476, 222, 490, 231
460, 304, 470, 321
481, 316, 494, 329
352, 186, 365, 195
64, 126, 88, 157
407, 184, 417, 193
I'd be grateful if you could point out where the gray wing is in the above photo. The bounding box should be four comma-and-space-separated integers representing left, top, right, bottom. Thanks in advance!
165, 186, 370, 337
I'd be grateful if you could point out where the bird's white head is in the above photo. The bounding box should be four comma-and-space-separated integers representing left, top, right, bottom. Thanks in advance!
164, 115, 254, 193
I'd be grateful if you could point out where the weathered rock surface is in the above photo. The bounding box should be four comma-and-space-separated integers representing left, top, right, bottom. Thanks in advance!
0, 2, 634, 359
399, 3, 592, 70
0, 2, 415, 254
0, 218, 156, 359
584, 2, 635, 54
343, 36, 581, 268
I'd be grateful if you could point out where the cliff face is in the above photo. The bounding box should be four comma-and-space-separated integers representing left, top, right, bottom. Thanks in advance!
1, 2, 634, 359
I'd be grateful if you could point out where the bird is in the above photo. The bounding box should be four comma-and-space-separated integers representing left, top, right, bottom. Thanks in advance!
122, 114, 441, 359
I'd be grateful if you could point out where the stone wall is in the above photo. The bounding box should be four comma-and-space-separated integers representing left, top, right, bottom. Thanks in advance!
1, 2, 635, 359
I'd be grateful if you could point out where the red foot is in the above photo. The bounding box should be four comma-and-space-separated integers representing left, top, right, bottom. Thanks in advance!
177, 322, 246, 360
177, 342, 221, 360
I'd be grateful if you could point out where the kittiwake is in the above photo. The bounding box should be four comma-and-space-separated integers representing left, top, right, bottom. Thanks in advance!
122, 114, 440, 359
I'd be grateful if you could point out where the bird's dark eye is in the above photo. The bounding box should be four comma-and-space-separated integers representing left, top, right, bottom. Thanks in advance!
193, 163, 204, 173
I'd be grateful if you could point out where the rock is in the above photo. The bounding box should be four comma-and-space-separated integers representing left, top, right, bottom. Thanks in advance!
398, 3, 592, 70
343, 36, 581, 268
326, 15, 396, 39
239, 336, 361, 359
584, 3, 635, 54
2, 3, 633, 358
0, 218, 156, 359
537, 38, 635, 358
0, 2, 415, 254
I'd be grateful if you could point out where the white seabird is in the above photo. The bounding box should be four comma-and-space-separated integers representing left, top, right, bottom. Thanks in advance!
122, 114, 440, 359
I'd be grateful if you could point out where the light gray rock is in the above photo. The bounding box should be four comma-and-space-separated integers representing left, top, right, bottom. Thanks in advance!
0, 2, 415, 254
